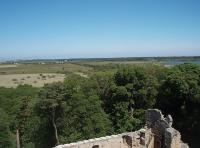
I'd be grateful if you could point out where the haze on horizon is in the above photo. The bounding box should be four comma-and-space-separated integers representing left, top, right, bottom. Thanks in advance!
0, 0, 200, 60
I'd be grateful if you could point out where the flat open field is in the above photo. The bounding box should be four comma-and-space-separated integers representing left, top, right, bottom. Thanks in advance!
0, 63, 92, 75
0, 64, 18, 68
0, 63, 92, 87
0, 73, 65, 88
0, 61, 156, 76
0, 60, 162, 88
75, 60, 152, 66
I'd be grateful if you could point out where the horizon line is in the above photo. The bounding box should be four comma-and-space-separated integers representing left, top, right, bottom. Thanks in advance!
1, 55, 200, 62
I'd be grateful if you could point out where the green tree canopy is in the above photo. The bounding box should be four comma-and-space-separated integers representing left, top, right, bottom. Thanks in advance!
156, 63, 200, 148
35, 75, 112, 147
104, 66, 159, 132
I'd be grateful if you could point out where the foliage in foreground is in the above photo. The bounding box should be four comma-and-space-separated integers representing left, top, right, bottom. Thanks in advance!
34, 76, 112, 147
156, 63, 200, 147
0, 64, 200, 148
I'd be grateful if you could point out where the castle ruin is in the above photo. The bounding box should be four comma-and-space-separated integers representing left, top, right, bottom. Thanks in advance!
55, 109, 189, 148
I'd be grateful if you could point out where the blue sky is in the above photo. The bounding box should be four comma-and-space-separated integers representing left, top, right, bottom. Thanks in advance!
0, 0, 200, 59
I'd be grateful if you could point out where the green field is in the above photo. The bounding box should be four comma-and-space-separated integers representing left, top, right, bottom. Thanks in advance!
0, 60, 159, 75
0, 63, 93, 87
0, 60, 156, 87
1, 58, 199, 88
74, 60, 152, 65
0, 63, 92, 75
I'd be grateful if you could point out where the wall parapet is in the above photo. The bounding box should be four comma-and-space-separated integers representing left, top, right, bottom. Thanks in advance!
55, 109, 189, 148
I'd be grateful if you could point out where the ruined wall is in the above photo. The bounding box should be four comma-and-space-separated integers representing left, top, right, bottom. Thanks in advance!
146, 109, 189, 148
55, 109, 189, 148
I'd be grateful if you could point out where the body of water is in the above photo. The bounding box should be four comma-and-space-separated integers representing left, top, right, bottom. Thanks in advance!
161, 60, 200, 66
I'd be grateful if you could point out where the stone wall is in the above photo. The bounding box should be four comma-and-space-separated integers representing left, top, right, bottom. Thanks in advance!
146, 109, 189, 148
55, 109, 189, 148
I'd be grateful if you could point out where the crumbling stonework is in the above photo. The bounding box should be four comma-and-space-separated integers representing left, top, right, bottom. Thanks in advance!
146, 109, 188, 148
55, 109, 189, 148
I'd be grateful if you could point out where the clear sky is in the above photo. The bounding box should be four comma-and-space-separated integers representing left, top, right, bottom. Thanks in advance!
0, 0, 200, 60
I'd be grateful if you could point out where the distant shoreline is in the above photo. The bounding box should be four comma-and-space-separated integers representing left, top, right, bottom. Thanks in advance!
1, 56, 200, 63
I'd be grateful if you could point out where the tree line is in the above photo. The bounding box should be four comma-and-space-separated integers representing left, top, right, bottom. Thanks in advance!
0, 63, 200, 148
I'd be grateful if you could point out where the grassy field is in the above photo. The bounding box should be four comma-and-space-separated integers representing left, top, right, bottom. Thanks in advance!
0, 64, 18, 68
0, 62, 93, 87
0, 63, 92, 75
74, 60, 153, 66
0, 60, 160, 88
0, 61, 157, 75
0, 73, 65, 88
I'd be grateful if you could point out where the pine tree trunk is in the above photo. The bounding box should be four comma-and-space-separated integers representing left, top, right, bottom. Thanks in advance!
52, 111, 59, 145
16, 129, 20, 148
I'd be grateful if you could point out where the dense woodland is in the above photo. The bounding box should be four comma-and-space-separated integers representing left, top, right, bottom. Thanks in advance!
0, 63, 200, 148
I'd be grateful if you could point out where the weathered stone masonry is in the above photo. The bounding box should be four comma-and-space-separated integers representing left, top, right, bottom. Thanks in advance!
55, 109, 189, 148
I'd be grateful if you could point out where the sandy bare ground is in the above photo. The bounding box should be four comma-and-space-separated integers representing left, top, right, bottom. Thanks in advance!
0, 64, 18, 68
74, 72, 89, 78
0, 73, 65, 88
